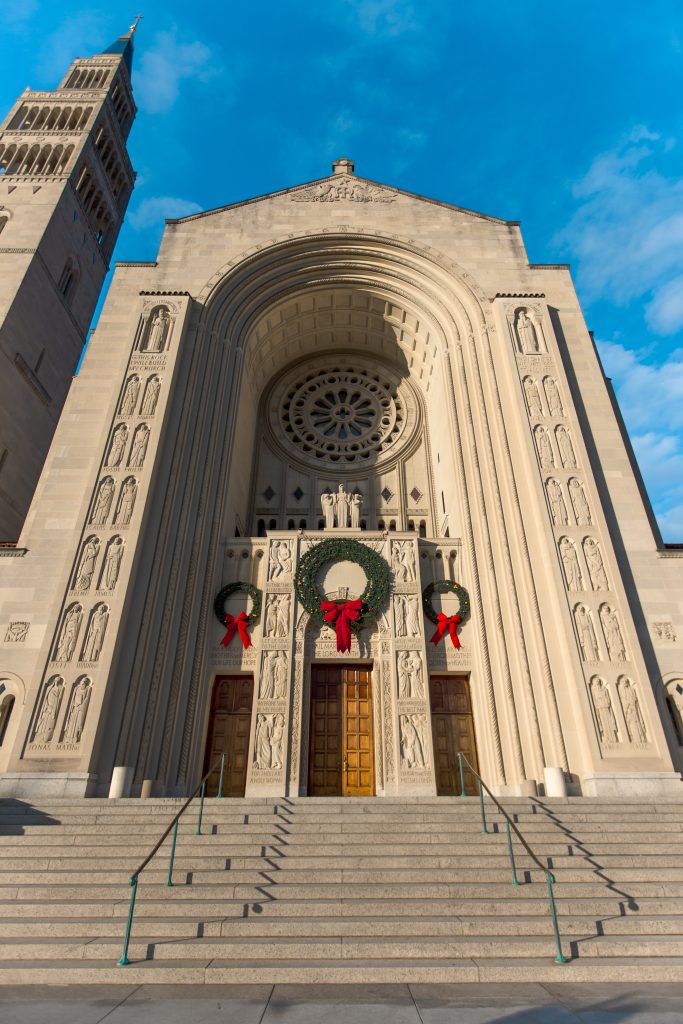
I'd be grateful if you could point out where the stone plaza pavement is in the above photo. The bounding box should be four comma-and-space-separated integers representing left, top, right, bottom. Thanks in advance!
2, 984, 683, 1023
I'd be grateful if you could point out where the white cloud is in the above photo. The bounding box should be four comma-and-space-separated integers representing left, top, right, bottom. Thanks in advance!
343, 0, 418, 36
128, 196, 202, 231
557, 127, 683, 334
135, 30, 218, 114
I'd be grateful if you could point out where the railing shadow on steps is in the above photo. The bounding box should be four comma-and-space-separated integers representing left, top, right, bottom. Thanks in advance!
117, 754, 226, 966
457, 752, 567, 964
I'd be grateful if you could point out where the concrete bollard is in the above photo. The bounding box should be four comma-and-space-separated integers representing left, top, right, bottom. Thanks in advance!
544, 766, 567, 798
108, 765, 134, 799
140, 778, 155, 799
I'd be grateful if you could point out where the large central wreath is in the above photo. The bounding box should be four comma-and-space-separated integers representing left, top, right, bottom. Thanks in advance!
295, 538, 390, 649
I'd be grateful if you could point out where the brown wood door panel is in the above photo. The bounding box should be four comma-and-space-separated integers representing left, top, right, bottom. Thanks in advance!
204, 675, 254, 797
309, 664, 375, 797
429, 676, 479, 796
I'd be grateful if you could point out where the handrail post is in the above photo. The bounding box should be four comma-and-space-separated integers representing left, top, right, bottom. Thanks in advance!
506, 819, 520, 886
457, 752, 466, 797
166, 820, 179, 887
196, 780, 206, 835
117, 875, 138, 966
546, 872, 567, 964
477, 779, 488, 834
218, 753, 225, 799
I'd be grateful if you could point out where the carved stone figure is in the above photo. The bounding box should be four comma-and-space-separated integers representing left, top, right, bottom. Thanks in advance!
128, 424, 149, 469
535, 426, 554, 468
569, 479, 591, 526
392, 541, 415, 582
81, 604, 108, 662
265, 596, 278, 638
653, 621, 677, 643
74, 536, 99, 591
269, 541, 292, 579
619, 678, 647, 742
406, 651, 425, 698
114, 478, 137, 526
515, 309, 540, 353
560, 537, 583, 591
55, 604, 82, 661
33, 677, 64, 742
145, 308, 170, 352
575, 605, 600, 662
274, 652, 288, 699
591, 678, 618, 743
583, 538, 608, 590
523, 377, 543, 417
253, 713, 283, 769
276, 595, 291, 638
90, 477, 114, 525
140, 375, 161, 416
101, 536, 124, 590
260, 651, 277, 699
400, 713, 427, 768
4, 621, 29, 642
350, 492, 362, 529
600, 605, 626, 662
119, 375, 140, 415
321, 491, 336, 530
336, 483, 350, 528
544, 377, 563, 416
406, 597, 420, 636
106, 424, 128, 468
395, 596, 407, 637
546, 479, 568, 526
270, 713, 285, 768
398, 651, 411, 699
62, 677, 91, 744
556, 426, 576, 468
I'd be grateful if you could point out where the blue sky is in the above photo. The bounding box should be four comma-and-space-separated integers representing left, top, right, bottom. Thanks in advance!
4, 1, 683, 538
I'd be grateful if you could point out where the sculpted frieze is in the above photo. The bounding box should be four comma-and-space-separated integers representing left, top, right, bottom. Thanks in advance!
292, 179, 397, 203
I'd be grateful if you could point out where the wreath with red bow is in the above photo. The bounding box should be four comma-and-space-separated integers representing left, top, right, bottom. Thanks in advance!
214, 582, 262, 649
422, 579, 470, 649
295, 538, 390, 652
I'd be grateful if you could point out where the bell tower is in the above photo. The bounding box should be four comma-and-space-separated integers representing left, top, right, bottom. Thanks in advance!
0, 25, 138, 540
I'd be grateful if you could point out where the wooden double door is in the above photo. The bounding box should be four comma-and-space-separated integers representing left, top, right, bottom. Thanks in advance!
430, 676, 479, 796
204, 675, 254, 797
309, 664, 375, 796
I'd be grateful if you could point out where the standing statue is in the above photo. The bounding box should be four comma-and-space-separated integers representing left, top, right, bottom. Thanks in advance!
34, 678, 64, 742
400, 714, 427, 768
128, 425, 149, 469
276, 595, 290, 637
560, 537, 583, 591
406, 597, 420, 637
119, 375, 140, 416
253, 715, 271, 769
259, 652, 277, 699
106, 424, 128, 468
583, 538, 608, 590
74, 537, 99, 591
398, 651, 411, 699
336, 483, 350, 528
321, 491, 336, 530
62, 678, 91, 744
600, 605, 626, 662
274, 652, 288, 699
82, 604, 108, 661
395, 596, 407, 637
619, 679, 647, 742
90, 477, 115, 526
350, 492, 362, 529
591, 679, 618, 743
546, 479, 568, 527
408, 652, 425, 698
544, 378, 563, 416
146, 308, 170, 352
270, 714, 285, 768
575, 605, 600, 662
102, 537, 124, 590
569, 479, 591, 526
265, 596, 278, 637
556, 426, 576, 468
535, 427, 554, 468
140, 375, 161, 416
55, 604, 82, 662
114, 478, 137, 526
524, 377, 543, 417
515, 309, 540, 353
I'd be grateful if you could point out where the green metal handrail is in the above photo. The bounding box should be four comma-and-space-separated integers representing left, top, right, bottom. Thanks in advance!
457, 752, 567, 964
117, 753, 226, 966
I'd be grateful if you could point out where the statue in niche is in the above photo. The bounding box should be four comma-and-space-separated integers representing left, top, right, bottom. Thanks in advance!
106, 424, 128, 468
253, 713, 283, 769
400, 713, 428, 769
269, 541, 292, 579
114, 478, 137, 526
90, 477, 115, 526
336, 483, 350, 527
62, 677, 91, 744
556, 426, 576, 468
140, 375, 161, 416
392, 541, 415, 582
276, 595, 290, 638
575, 605, 600, 662
544, 377, 563, 417
274, 651, 288, 699
271, 713, 285, 767
569, 479, 591, 526
55, 604, 82, 662
583, 538, 608, 590
265, 596, 278, 638
145, 308, 170, 352
515, 308, 540, 353
81, 604, 108, 662
406, 596, 420, 636
535, 426, 554, 468
119, 375, 140, 416
33, 677, 64, 742
320, 485, 362, 529
546, 479, 568, 527
600, 605, 626, 662
74, 536, 99, 592
560, 537, 584, 591
321, 492, 336, 530
350, 492, 362, 529
395, 595, 407, 637
619, 678, 647, 742
398, 651, 411, 698
398, 651, 424, 700
101, 536, 124, 590
523, 377, 543, 417
259, 652, 277, 699
591, 678, 618, 744
128, 425, 149, 469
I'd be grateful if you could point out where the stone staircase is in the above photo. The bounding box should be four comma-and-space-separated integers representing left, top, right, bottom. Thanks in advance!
1, 795, 683, 983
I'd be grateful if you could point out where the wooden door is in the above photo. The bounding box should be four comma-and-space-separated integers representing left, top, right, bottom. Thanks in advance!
204, 675, 254, 797
429, 676, 479, 796
309, 664, 375, 796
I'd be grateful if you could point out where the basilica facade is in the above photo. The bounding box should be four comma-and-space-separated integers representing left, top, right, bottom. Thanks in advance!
1, 41, 683, 802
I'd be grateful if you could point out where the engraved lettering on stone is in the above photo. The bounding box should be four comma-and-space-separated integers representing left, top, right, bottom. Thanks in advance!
106, 424, 128, 468
140, 375, 161, 416
268, 540, 292, 580
560, 536, 584, 591
90, 477, 115, 525
600, 604, 626, 662
114, 477, 137, 526
119, 374, 140, 415
128, 424, 149, 469
556, 425, 576, 468
515, 308, 540, 353
546, 479, 568, 526
535, 425, 554, 468
392, 541, 415, 582
590, 677, 618, 744
61, 676, 91, 744
33, 676, 64, 743
543, 377, 563, 416
100, 536, 124, 590
569, 478, 592, 526
523, 376, 543, 417
54, 603, 82, 661
618, 677, 647, 742
81, 603, 108, 662
254, 713, 284, 769
583, 537, 608, 590
74, 535, 99, 592
397, 650, 424, 699
400, 713, 429, 769
4, 621, 29, 642
575, 604, 600, 662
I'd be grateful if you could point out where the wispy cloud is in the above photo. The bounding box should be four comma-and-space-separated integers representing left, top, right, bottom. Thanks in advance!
342, 0, 418, 36
135, 30, 219, 114
128, 196, 203, 231
557, 127, 683, 335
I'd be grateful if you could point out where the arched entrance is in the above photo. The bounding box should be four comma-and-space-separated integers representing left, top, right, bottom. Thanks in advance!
429, 675, 479, 795
203, 675, 254, 796
308, 663, 375, 796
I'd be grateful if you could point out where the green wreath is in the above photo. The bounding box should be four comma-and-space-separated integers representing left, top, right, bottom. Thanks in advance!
295, 538, 390, 630
422, 579, 471, 624
213, 581, 262, 627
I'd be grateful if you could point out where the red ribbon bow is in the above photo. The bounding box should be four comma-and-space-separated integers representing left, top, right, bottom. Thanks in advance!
430, 612, 462, 649
220, 611, 252, 649
320, 599, 363, 653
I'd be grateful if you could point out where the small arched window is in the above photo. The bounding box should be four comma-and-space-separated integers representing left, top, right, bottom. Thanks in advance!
269, 519, 277, 530
389, 520, 396, 532
288, 519, 295, 530
257, 520, 266, 538
299, 519, 307, 529
419, 520, 427, 538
